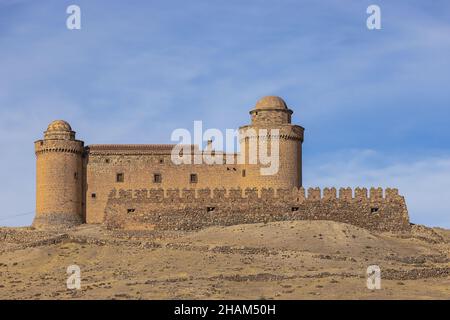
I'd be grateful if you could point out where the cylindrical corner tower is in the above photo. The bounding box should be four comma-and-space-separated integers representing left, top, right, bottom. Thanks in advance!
33, 120, 85, 228
239, 96, 304, 189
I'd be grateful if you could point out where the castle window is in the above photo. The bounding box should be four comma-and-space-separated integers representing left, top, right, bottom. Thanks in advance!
91, 193, 96, 199
116, 173, 124, 183
292, 207, 299, 212
207, 207, 215, 212
371, 207, 379, 214
242, 169, 246, 177
159, 159, 164, 164
74, 172, 78, 180
127, 208, 135, 213
190, 173, 198, 183
105, 159, 110, 163
153, 173, 162, 183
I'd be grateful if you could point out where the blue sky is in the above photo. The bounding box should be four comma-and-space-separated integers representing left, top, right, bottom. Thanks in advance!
0, 0, 449, 227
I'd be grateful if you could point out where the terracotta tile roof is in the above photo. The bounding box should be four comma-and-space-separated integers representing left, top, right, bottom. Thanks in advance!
86, 144, 195, 155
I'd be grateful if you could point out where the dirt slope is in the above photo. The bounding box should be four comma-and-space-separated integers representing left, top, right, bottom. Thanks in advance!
0, 221, 448, 299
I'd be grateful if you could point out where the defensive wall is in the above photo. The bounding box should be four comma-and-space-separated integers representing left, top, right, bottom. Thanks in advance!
104, 187, 410, 232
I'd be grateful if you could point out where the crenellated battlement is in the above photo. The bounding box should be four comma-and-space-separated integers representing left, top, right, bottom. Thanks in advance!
107, 187, 403, 203
34, 139, 85, 155
104, 186, 410, 232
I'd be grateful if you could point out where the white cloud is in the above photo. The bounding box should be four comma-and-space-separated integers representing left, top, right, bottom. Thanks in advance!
304, 150, 450, 228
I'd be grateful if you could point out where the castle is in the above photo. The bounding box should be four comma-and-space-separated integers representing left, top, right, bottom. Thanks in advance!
33, 96, 410, 231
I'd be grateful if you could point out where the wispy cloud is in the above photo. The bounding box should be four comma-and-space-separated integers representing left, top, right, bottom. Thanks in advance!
304, 150, 450, 228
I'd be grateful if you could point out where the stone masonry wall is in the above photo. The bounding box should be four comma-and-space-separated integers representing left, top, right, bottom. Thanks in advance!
85, 148, 245, 224
104, 187, 410, 232
34, 139, 84, 228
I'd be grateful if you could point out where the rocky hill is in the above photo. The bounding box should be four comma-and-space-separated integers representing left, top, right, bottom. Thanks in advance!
0, 220, 449, 299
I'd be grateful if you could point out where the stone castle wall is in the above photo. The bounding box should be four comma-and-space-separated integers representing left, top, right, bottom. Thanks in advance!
85, 145, 247, 224
34, 138, 84, 228
238, 125, 303, 189
104, 187, 410, 232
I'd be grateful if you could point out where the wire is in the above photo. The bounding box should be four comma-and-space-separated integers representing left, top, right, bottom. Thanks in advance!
0, 211, 35, 221
0, 199, 83, 222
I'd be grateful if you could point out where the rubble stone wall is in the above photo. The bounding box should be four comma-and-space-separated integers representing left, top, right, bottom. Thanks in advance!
104, 187, 410, 232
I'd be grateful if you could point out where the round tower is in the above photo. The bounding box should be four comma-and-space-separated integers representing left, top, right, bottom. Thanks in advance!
239, 96, 304, 189
33, 120, 85, 228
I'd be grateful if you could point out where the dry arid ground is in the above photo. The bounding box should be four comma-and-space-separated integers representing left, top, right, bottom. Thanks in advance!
0, 220, 449, 299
